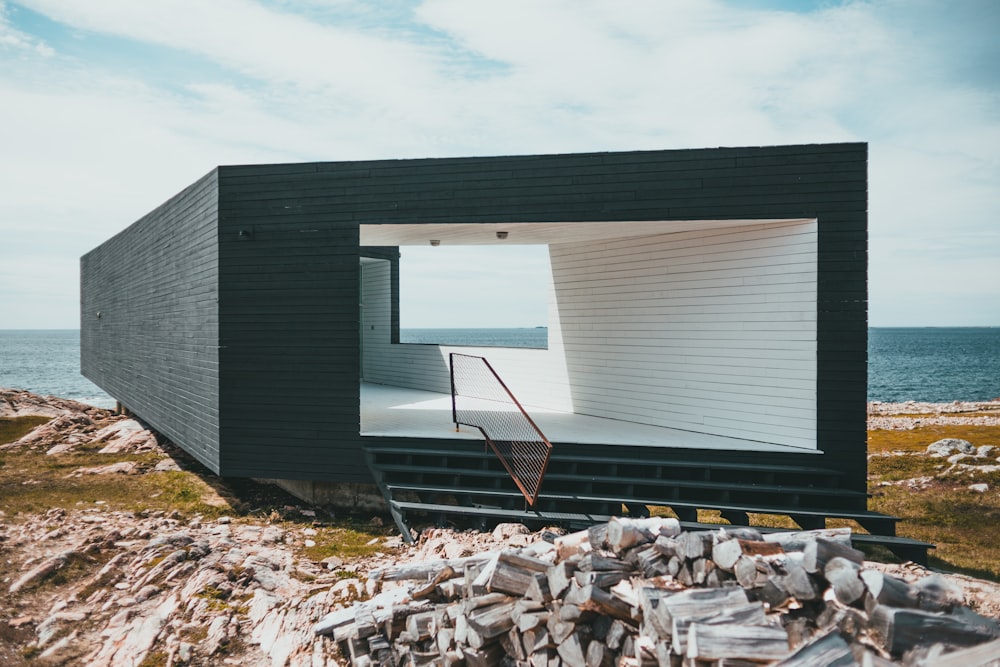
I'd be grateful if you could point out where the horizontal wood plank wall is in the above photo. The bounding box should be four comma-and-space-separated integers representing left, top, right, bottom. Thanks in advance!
550, 220, 817, 449
216, 180, 363, 479
199, 143, 863, 487
80, 169, 221, 471
361, 259, 573, 412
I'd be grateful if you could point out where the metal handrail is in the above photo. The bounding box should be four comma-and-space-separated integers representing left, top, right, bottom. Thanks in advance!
449, 353, 553, 507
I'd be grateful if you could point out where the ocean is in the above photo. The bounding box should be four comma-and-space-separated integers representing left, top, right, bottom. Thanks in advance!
1, 328, 998, 407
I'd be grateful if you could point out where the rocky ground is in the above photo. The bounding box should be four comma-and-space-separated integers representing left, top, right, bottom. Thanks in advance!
2, 390, 1000, 666
867, 400, 1000, 430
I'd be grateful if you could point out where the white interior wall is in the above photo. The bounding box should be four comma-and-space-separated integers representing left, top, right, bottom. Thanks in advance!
360, 219, 817, 450
549, 220, 817, 449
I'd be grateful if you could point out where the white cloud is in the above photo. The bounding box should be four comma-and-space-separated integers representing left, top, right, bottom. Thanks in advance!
0, 0, 998, 327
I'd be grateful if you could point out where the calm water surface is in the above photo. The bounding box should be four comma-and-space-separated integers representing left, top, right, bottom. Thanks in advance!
1, 328, 997, 406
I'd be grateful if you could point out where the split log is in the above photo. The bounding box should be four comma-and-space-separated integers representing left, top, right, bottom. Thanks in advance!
652, 534, 679, 558
466, 600, 517, 649
763, 528, 852, 552
803, 538, 864, 574
633, 635, 658, 667
776, 559, 822, 602
557, 629, 590, 667
670, 601, 768, 656
860, 570, 917, 614
564, 583, 635, 622
824, 557, 865, 606
463, 592, 511, 613
404, 610, 438, 640
605, 619, 630, 650
915, 637, 1000, 667
733, 555, 759, 589
713, 539, 784, 572
712, 539, 745, 572
369, 554, 494, 582
560, 602, 589, 623
437, 627, 456, 654
912, 573, 965, 612
525, 571, 553, 603
529, 648, 555, 667
870, 605, 1000, 656
548, 561, 577, 599
463, 642, 505, 667
645, 585, 750, 635
574, 569, 629, 590
637, 587, 676, 640
578, 551, 630, 572
718, 526, 765, 542
634, 547, 670, 578
691, 557, 714, 585
678, 530, 715, 561
437, 577, 465, 600
686, 622, 791, 662
516, 611, 550, 633
546, 609, 577, 645
676, 562, 693, 587
522, 626, 552, 653
606, 517, 680, 553
483, 550, 551, 596
771, 629, 856, 666
555, 530, 591, 560
411, 565, 457, 599
585, 639, 614, 667
502, 625, 528, 661
587, 522, 609, 550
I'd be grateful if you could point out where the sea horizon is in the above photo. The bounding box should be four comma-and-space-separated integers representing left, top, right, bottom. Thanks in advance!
2, 327, 999, 406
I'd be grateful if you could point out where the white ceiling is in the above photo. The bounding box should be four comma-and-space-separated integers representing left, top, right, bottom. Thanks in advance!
359, 219, 813, 246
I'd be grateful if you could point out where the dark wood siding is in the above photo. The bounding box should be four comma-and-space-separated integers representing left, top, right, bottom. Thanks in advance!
214, 143, 866, 486
80, 169, 221, 471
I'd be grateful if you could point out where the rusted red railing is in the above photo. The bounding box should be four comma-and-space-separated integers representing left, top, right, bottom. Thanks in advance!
449, 353, 553, 507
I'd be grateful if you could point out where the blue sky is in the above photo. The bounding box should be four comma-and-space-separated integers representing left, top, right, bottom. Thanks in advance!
0, 0, 997, 328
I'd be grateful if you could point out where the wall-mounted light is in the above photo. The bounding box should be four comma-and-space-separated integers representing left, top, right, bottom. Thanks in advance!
238, 229, 253, 240
429, 239, 441, 246
96, 311, 102, 319
496, 231, 508, 240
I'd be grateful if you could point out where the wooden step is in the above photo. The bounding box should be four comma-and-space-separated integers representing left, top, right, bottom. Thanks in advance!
388, 501, 932, 565
366, 446, 843, 480
385, 482, 895, 532
375, 464, 866, 502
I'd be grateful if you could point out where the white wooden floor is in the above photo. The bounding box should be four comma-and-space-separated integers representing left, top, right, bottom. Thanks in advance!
360, 383, 814, 453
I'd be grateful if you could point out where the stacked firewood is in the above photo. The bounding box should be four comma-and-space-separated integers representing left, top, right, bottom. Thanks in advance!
314, 518, 1000, 666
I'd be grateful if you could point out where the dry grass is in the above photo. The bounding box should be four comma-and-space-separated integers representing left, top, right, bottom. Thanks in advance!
868, 424, 1000, 453
869, 425, 1000, 581
0, 415, 389, 564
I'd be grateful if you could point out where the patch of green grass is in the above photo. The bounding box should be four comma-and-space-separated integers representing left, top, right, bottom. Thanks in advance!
867, 422, 1000, 581
138, 650, 169, 667
867, 453, 944, 481
0, 415, 51, 444
298, 522, 392, 562
0, 444, 234, 518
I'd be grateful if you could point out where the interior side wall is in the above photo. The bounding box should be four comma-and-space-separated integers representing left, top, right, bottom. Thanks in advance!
550, 221, 817, 449
360, 259, 573, 412
80, 169, 221, 471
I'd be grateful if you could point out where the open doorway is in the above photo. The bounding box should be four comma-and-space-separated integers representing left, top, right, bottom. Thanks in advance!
398, 244, 551, 349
